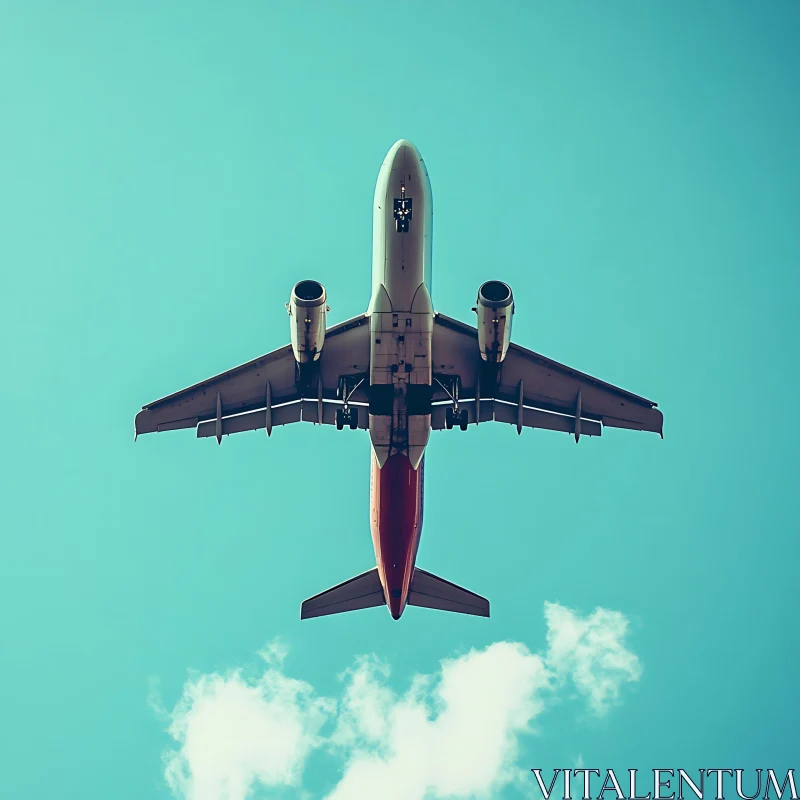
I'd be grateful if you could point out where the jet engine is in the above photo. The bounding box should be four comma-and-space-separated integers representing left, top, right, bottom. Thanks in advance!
288, 280, 328, 363
473, 280, 514, 363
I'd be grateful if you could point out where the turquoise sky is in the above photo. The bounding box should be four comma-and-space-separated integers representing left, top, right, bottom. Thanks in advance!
1, 2, 798, 798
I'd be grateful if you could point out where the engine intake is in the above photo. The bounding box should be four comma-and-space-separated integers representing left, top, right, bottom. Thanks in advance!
474, 280, 514, 363
288, 280, 328, 363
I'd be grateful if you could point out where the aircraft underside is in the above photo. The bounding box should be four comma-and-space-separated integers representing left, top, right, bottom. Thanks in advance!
134, 139, 663, 621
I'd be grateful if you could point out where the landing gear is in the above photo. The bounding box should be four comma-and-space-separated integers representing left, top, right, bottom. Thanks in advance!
335, 375, 364, 431
335, 407, 359, 430
445, 407, 469, 430
393, 182, 413, 233
436, 374, 469, 432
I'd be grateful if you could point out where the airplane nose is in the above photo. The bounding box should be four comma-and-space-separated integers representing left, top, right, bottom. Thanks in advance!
385, 139, 422, 170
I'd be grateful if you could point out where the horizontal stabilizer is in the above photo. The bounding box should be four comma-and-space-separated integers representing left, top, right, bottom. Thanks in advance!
407, 568, 490, 617
300, 568, 386, 620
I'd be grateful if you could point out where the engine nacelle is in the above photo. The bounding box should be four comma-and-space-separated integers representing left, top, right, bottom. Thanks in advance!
474, 280, 514, 363
288, 280, 328, 363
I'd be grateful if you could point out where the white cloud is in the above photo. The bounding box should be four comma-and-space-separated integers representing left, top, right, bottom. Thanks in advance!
161, 653, 334, 800
157, 602, 642, 800
326, 642, 552, 800
544, 602, 642, 715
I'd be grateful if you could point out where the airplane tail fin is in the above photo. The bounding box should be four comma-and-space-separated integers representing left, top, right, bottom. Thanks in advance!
407, 568, 490, 617
300, 568, 386, 620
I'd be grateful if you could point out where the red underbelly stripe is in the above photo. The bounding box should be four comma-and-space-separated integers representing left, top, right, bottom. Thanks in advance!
370, 452, 424, 618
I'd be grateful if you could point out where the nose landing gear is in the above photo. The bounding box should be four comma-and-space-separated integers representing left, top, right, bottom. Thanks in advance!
393, 182, 413, 233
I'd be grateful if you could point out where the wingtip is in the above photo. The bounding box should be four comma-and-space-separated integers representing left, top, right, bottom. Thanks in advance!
300, 600, 316, 620
134, 408, 157, 437
648, 406, 664, 439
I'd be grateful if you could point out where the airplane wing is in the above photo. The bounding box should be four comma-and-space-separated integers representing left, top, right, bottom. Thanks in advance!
134, 314, 370, 439
431, 312, 662, 438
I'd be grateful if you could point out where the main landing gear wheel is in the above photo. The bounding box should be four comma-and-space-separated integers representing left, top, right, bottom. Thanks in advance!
336, 407, 358, 430
445, 407, 469, 430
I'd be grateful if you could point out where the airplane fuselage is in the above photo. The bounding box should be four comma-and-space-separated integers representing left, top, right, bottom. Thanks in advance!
367, 140, 433, 619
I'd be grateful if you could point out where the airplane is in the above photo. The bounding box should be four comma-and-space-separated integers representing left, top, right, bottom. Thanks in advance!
134, 139, 663, 621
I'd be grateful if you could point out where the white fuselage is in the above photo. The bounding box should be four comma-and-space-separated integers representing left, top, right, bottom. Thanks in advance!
367, 140, 434, 470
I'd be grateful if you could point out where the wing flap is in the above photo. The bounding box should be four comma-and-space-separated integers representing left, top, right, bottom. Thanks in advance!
407, 568, 490, 617
431, 399, 602, 435
300, 568, 386, 620
492, 401, 602, 436
195, 400, 372, 437
196, 403, 303, 438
